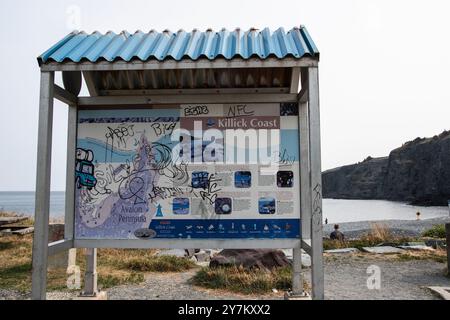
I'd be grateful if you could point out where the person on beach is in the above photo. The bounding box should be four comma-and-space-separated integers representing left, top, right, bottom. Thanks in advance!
330, 224, 345, 241
325, 218, 328, 225
416, 211, 421, 220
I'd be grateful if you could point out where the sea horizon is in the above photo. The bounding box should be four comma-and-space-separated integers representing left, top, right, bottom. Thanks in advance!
1, 191, 448, 223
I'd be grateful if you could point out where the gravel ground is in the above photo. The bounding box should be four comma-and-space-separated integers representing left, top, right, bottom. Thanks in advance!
0, 289, 29, 300
320, 254, 450, 300
107, 270, 283, 300
323, 216, 450, 238
2, 254, 448, 300
41, 270, 283, 300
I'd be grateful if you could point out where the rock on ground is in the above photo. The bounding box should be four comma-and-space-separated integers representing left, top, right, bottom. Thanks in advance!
210, 249, 290, 269
361, 246, 405, 254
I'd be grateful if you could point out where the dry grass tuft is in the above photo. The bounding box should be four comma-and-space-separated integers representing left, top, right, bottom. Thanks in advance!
0, 211, 20, 217
97, 248, 196, 272
363, 222, 393, 243
190, 266, 307, 295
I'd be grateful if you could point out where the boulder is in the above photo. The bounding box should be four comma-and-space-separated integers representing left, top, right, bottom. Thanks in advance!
398, 245, 435, 251
362, 246, 405, 254
204, 249, 220, 257
194, 251, 211, 262
184, 249, 196, 257
210, 249, 290, 270
280, 249, 311, 267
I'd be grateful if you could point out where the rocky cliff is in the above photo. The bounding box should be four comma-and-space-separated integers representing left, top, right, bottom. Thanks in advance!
323, 130, 450, 206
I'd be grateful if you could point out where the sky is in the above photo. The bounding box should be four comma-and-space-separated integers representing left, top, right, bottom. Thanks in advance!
0, 0, 449, 191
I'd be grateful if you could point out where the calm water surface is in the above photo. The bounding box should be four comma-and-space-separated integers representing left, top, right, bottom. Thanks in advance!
323, 198, 449, 223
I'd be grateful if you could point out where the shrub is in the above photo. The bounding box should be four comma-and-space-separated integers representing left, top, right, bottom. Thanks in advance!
422, 224, 446, 238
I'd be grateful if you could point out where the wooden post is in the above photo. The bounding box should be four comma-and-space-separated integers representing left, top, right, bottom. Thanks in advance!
31, 71, 55, 300
446, 224, 450, 276
308, 67, 324, 300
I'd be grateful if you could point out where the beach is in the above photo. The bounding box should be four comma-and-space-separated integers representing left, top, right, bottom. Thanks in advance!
323, 216, 450, 239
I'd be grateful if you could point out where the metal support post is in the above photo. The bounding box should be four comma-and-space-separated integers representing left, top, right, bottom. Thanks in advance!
308, 67, 324, 300
82, 248, 98, 296
31, 71, 55, 300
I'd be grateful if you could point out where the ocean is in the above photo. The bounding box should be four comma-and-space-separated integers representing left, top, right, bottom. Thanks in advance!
0, 191, 65, 219
0, 191, 448, 223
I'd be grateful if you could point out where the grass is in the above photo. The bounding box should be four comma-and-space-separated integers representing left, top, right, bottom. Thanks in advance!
422, 224, 446, 238
120, 254, 196, 272
0, 213, 74, 292
0, 234, 195, 293
190, 266, 306, 295
98, 249, 196, 272
396, 249, 448, 264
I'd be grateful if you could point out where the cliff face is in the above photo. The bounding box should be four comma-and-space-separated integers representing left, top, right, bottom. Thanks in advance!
322, 157, 388, 200
323, 131, 450, 206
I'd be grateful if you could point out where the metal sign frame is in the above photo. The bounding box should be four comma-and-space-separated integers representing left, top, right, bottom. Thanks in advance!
32, 58, 323, 300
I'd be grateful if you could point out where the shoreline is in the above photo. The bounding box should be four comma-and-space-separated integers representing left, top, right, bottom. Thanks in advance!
323, 216, 450, 239
324, 197, 450, 208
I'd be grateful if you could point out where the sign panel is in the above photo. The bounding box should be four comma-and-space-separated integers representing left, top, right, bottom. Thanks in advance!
75, 103, 301, 240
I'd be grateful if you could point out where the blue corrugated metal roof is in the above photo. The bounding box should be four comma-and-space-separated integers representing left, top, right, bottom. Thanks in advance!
38, 26, 319, 65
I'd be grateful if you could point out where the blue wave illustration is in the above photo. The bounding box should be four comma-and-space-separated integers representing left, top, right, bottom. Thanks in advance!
78, 138, 136, 163
78, 135, 177, 164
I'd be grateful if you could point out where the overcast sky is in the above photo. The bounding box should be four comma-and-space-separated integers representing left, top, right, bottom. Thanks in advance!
0, 0, 449, 191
